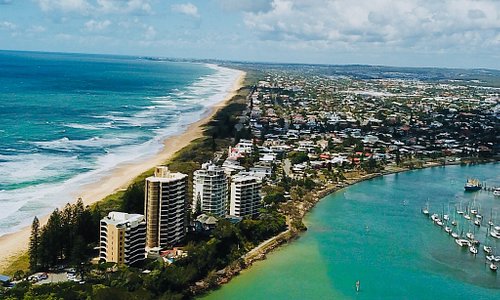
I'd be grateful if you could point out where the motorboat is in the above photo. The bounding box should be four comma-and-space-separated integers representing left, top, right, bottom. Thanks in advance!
483, 246, 492, 254
451, 232, 459, 239
444, 226, 452, 234
474, 219, 481, 227
469, 245, 478, 254
466, 232, 474, 240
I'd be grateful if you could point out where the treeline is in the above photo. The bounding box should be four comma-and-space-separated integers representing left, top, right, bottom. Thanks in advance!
29, 198, 100, 272
3, 210, 286, 300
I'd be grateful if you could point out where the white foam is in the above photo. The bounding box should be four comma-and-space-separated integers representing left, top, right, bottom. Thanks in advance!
0, 64, 243, 236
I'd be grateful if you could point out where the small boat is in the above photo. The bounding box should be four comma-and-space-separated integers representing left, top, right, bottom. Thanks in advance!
464, 178, 482, 192
483, 246, 492, 254
451, 220, 457, 226
445, 226, 452, 234
493, 188, 500, 197
431, 214, 439, 222
469, 245, 478, 255
494, 226, 500, 231
474, 219, 481, 227
490, 231, 500, 239
490, 263, 498, 272
471, 209, 478, 215
488, 220, 494, 226
443, 214, 449, 221
476, 214, 482, 220
451, 232, 459, 239
486, 255, 495, 262
456, 239, 471, 247
464, 214, 471, 220
436, 220, 444, 227
495, 256, 500, 263
466, 232, 474, 240
422, 207, 429, 216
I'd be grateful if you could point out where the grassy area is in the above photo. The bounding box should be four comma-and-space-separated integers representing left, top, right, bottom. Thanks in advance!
2, 252, 29, 276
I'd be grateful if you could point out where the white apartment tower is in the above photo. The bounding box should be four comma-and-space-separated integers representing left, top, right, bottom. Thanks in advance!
145, 166, 188, 249
230, 175, 262, 217
99, 212, 146, 266
193, 162, 228, 218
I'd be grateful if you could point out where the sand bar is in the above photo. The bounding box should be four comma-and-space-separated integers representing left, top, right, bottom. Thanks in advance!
0, 69, 246, 273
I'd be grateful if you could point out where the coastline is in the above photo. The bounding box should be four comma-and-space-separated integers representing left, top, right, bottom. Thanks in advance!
0, 68, 247, 273
194, 158, 499, 297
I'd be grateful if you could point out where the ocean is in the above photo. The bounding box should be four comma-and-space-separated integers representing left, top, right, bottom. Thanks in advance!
202, 163, 500, 299
0, 50, 241, 236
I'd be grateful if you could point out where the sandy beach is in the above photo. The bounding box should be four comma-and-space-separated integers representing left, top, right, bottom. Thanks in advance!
0, 69, 246, 273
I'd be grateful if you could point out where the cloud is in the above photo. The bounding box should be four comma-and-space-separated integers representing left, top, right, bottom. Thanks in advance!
217, 0, 272, 12
35, 0, 152, 15
144, 25, 156, 40
171, 3, 199, 18
95, 0, 152, 14
84, 19, 111, 31
243, 0, 500, 52
0, 21, 17, 30
36, 0, 90, 13
0, 0, 12, 4
28, 25, 47, 33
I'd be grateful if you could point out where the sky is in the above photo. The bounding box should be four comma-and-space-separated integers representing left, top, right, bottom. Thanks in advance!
0, 0, 499, 69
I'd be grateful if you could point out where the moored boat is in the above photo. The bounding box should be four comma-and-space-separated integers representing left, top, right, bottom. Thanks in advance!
464, 178, 482, 192
456, 239, 471, 247
489, 263, 498, 272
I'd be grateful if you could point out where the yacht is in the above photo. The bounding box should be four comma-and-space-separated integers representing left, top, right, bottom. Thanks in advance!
483, 246, 492, 254
451, 232, 459, 239
469, 245, 478, 255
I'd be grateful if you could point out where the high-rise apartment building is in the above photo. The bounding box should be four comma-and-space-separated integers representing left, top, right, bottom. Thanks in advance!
193, 162, 228, 217
229, 175, 262, 217
144, 166, 188, 249
99, 212, 146, 266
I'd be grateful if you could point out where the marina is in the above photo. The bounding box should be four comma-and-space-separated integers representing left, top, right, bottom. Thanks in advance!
202, 163, 499, 300
422, 189, 500, 272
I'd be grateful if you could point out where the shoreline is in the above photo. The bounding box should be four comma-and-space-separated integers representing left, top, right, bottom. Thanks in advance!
194, 158, 499, 297
0, 68, 247, 273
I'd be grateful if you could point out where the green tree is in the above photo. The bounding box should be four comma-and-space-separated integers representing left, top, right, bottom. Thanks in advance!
29, 216, 40, 272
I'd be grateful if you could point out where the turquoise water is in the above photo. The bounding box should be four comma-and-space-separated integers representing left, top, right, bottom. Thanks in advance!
0, 51, 241, 236
203, 163, 500, 299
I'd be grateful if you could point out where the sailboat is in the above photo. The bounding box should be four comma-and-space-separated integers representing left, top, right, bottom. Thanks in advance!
456, 201, 464, 215
483, 228, 493, 254
464, 204, 471, 220
488, 209, 494, 227
443, 204, 449, 221
489, 263, 498, 272
421, 200, 429, 216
